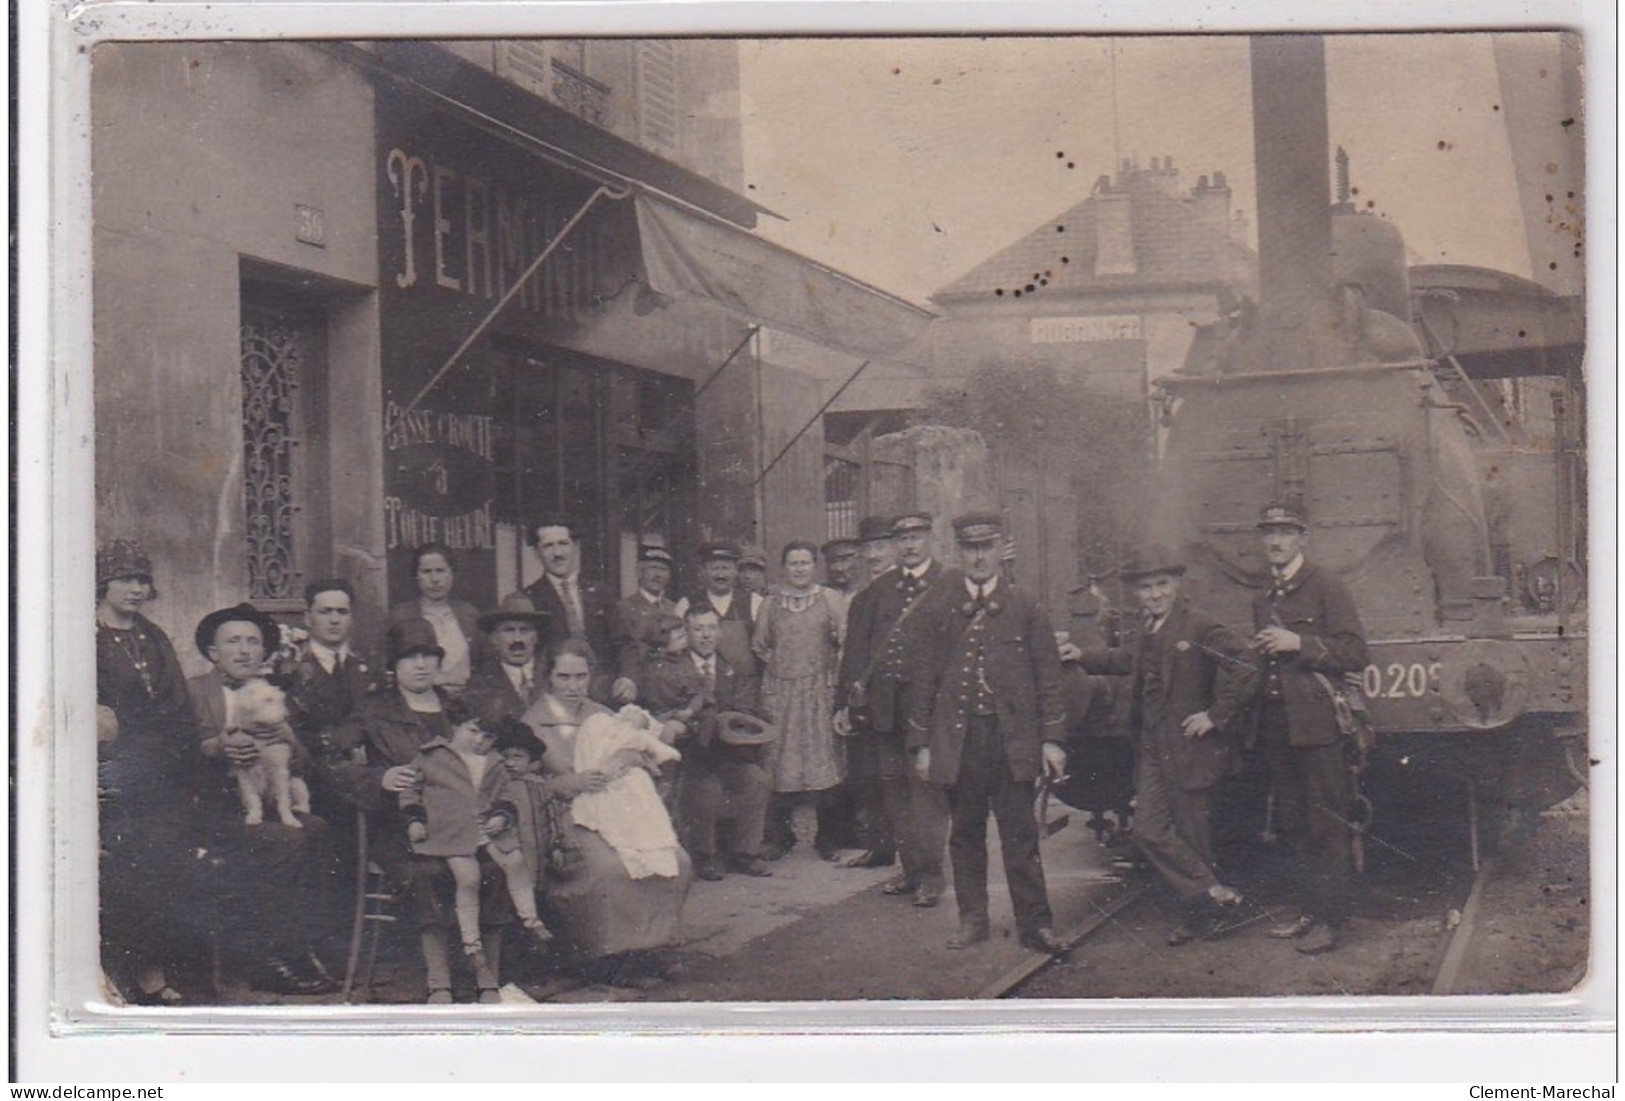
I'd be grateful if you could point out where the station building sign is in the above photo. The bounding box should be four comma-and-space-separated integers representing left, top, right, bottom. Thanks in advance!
1029, 314, 1143, 344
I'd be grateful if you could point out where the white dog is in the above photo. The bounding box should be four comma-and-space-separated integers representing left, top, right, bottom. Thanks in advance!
230, 679, 311, 828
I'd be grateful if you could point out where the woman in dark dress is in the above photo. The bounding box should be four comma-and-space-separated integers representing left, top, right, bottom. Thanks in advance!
331, 617, 516, 1004
95, 540, 200, 1005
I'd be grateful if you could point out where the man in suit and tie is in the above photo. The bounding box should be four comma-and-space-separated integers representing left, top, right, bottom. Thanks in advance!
835, 512, 951, 905
612, 545, 678, 699
644, 606, 775, 882
675, 542, 757, 677
462, 592, 551, 728
903, 513, 1070, 955
519, 519, 635, 705
1066, 545, 1254, 946
187, 603, 336, 995
1249, 503, 1369, 955
286, 580, 378, 756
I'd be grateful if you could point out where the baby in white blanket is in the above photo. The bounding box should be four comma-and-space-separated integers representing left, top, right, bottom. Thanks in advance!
570, 705, 684, 879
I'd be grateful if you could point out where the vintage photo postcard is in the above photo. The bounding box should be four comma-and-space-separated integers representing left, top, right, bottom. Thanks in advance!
18, 0, 1613, 1079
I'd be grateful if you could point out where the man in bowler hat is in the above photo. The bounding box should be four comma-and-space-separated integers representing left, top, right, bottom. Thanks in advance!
1067, 544, 1254, 945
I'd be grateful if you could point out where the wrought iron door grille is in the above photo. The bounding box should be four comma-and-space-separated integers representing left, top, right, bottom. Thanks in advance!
240, 316, 303, 600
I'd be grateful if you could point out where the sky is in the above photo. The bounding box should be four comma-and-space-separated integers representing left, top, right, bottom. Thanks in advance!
735, 34, 1551, 306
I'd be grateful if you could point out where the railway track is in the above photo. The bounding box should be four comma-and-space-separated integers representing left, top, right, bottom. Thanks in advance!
993, 854, 1496, 1000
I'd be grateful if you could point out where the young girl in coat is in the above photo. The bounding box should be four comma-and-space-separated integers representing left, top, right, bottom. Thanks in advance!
402, 711, 553, 964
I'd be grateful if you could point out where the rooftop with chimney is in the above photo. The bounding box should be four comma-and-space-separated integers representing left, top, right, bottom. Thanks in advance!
932, 156, 1257, 304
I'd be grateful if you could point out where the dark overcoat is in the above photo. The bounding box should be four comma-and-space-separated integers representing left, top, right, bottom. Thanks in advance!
901, 571, 1067, 786
837, 560, 945, 733
1250, 560, 1369, 748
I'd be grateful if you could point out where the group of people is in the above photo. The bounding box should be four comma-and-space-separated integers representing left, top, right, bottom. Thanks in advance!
95, 500, 1367, 1007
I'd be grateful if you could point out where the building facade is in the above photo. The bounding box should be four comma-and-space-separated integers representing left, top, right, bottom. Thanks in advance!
92, 39, 930, 661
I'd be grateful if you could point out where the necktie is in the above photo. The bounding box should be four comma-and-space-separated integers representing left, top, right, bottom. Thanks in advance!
519, 669, 534, 702
701, 658, 715, 690
563, 578, 585, 637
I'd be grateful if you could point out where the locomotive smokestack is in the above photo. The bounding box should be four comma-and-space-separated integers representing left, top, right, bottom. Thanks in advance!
1248, 36, 1345, 369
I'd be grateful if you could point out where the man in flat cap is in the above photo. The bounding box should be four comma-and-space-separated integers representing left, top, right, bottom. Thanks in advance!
902, 513, 1070, 955
675, 542, 757, 677
1067, 545, 1254, 946
611, 545, 679, 701
518, 518, 633, 704
836, 512, 951, 900
463, 592, 551, 728
1249, 502, 1368, 955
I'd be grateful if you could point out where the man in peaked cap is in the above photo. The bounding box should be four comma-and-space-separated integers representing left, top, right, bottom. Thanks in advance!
1249, 501, 1368, 955
901, 512, 1070, 954
1068, 544, 1255, 946
820, 536, 863, 597
675, 542, 757, 676
611, 545, 678, 702
835, 511, 951, 898
736, 545, 770, 624
463, 591, 552, 727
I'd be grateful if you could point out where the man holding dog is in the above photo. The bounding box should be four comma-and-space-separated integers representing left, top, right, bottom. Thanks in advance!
187, 603, 336, 995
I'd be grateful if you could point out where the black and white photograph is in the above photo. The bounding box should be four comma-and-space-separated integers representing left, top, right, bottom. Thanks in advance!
50, 10, 1605, 1046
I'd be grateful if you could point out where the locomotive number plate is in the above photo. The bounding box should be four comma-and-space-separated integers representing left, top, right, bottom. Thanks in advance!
1361, 661, 1440, 700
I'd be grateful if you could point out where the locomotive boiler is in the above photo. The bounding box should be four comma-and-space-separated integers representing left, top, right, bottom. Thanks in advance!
1147, 37, 1588, 840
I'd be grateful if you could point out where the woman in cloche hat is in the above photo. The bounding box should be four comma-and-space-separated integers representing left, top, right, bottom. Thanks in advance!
95, 539, 198, 1005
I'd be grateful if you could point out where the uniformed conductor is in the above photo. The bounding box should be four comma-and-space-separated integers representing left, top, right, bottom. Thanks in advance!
1250, 502, 1369, 955
904, 512, 1070, 954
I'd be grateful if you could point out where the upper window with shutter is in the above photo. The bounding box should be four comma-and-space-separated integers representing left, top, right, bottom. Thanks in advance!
635, 41, 681, 158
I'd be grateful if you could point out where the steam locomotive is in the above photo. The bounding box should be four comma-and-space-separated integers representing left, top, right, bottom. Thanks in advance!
1145, 38, 1588, 850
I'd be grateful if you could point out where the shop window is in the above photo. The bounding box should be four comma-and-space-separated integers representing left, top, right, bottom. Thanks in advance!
494, 344, 695, 597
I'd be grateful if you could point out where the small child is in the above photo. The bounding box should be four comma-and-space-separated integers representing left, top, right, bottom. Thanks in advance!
490, 719, 577, 885
401, 709, 552, 966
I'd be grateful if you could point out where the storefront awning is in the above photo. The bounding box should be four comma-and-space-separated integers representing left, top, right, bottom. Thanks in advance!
635, 196, 936, 360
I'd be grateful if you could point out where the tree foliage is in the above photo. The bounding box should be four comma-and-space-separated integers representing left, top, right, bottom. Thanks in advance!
913, 358, 1153, 577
